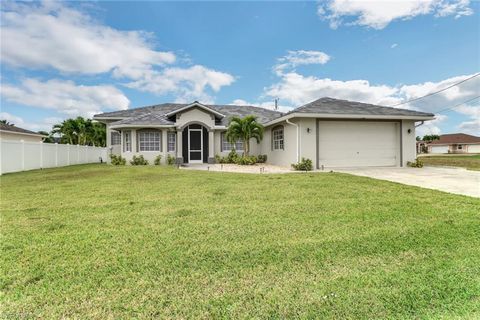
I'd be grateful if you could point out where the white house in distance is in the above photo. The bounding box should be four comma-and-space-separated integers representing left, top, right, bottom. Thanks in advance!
428, 133, 480, 154
93, 97, 434, 168
0, 123, 46, 143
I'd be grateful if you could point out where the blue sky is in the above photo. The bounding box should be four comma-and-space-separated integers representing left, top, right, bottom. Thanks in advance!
1, 0, 479, 136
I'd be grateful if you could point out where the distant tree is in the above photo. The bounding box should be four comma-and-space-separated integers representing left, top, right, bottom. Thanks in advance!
38, 131, 55, 143
51, 117, 106, 147
416, 136, 422, 141
422, 134, 440, 143
0, 119, 14, 126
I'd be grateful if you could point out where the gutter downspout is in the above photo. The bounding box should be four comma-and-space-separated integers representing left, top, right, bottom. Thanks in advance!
286, 119, 299, 162
415, 121, 425, 128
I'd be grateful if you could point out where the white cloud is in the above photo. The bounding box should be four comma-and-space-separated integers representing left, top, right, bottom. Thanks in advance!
0, 2, 235, 103
458, 119, 480, 135
265, 72, 400, 106
0, 112, 61, 132
391, 43, 398, 49
1, 78, 130, 118
317, 0, 473, 29
274, 50, 330, 75
126, 65, 235, 104
416, 114, 448, 136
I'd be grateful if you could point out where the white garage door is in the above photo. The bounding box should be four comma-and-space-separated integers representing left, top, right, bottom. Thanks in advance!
430, 145, 449, 154
318, 121, 399, 168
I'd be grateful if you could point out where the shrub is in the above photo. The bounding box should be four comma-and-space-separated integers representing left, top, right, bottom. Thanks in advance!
407, 158, 424, 168
154, 155, 162, 165
167, 154, 176, 165
236, 155, 257, 165
130, 155, 149, 165
110, 154, 126, 166
257, 154, 267, 163
226, 149, 240, 163
292, 158, 313, 171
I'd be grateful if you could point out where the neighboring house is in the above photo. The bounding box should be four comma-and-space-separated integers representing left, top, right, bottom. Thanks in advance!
0, 123, 46, 142
93, 97, 434, 168
427, 133, 480, 154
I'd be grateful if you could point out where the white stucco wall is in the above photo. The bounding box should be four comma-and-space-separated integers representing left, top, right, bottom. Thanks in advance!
120, 129, 176, 165
402, 120, 416, 166
468, 144, 480, 153
214, 131, 261, 157
175, 108, 215, 129
261, 120, 298, 167
0, 132, 44, 143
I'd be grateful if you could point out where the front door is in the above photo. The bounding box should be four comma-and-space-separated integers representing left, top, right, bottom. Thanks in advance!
188, 128, 203, 163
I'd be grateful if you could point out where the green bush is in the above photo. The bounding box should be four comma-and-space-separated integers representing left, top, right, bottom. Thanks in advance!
292, 158, 313, 171
130, 155, 149, 165
110, 154, 126, 166
226, 149, 240, 163
236, 155, 258, 165
407, 158, 424, 168
154, 155, 162, 165
167, 154, 176, 165
257, 154, 267, 163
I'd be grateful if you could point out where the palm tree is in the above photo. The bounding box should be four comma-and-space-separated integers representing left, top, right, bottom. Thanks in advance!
226, 115, 264, 156
0, 119, 14, 126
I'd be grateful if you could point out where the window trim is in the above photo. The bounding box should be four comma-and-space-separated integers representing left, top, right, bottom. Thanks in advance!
123, 130, 131, 152
137, 129, 161, 152
221, 132, 244, 152
167, 131, 176, 152
111, 131, 121, 146
272, 125, 284, 151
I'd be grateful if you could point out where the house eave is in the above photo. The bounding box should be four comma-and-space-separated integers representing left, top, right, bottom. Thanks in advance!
0, 129, 46, 138
264, 113, 435, 127
109, 124, 176, 130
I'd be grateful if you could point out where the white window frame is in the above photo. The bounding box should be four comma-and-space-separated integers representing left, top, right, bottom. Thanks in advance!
167, 131, 176, 152
111, 131, 121, 145
138, 130, 161, 152
221, 132, 243, 152
272, 126, 284, 150
123, 130, 131, 152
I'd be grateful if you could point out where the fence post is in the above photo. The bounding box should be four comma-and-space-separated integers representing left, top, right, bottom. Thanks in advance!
21, 139, 25, 171
67, 144, 70, 166
40, 142, 43, 169
55, 143, 58, 167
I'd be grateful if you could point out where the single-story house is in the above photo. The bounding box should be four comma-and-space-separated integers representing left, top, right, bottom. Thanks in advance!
0, 123, 46, 143
427, 133, 480, 154
93, 97, 434, 168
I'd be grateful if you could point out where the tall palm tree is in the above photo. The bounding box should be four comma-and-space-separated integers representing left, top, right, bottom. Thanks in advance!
226, 115, 264, 156
0, 120, 14, 126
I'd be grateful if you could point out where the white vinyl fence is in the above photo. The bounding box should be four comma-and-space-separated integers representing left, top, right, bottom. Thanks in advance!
0, 140, 108, 175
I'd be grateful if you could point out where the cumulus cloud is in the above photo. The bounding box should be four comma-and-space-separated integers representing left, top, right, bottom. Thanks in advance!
126, 65, 235, 104
416, 114, 448, 136
1, 78, 130, 118
274, 50, 331, 75
0, 112, 62, 132
317, 0, 474, 29
0, 2, 235, 104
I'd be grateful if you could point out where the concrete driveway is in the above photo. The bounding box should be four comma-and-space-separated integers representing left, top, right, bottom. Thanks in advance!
334, 167, 480, 198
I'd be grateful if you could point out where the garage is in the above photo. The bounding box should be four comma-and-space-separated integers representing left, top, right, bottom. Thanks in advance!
317, 121, 400, 168
430, 145, 449, 154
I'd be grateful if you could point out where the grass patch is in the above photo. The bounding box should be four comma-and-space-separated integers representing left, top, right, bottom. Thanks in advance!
1, 164, 479, 318
420, 154, 480, 170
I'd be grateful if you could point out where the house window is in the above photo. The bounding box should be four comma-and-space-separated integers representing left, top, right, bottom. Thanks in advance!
458, 145, 463, 150
123, 131, 131, 152
221, 132, 243, 151
167, 132, 176, 152
111, 131, 121, 145
138, 130, 161, 151
272, 126, 284, 150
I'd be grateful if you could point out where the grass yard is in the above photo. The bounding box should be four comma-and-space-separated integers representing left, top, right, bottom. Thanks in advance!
1, 164, 479, 319
420, 154, 480, 171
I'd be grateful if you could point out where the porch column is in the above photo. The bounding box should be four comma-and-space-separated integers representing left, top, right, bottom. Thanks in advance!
176, 130, 183, 164
208, 130, 215, 164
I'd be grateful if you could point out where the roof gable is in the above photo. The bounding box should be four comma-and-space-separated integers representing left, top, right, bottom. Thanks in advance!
430, 133, 480, 145
165, 102, 225, 118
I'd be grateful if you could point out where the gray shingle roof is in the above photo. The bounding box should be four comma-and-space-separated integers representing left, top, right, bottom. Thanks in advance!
288, 97, 434, 117
0, 123, 45, 136
95, 97, 434, 127
95, 103, 284, 126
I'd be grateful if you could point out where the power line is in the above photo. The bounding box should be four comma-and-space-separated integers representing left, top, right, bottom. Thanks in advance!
388, 73, 480, 107
435, 95, 480, 114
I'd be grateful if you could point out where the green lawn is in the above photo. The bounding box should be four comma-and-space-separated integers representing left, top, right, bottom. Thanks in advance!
1, 165, 479, 319
420, 154, 480, 170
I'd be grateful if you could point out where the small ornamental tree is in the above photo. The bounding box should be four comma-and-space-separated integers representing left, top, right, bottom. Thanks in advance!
225, 115, 264, 156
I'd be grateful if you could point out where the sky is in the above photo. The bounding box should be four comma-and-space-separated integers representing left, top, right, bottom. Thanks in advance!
1, 0, 479, 137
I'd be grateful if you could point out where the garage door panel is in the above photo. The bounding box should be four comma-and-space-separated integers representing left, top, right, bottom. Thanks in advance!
318, 121, 399, 167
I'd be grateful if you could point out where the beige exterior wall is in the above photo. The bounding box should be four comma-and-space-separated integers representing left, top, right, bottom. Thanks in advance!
214, 131, 261, 157
0, 132, 43, 143
261, 120, 298, 167
175, 108, 215, 129
402, 120, 417, 166
120, 129, 176, 165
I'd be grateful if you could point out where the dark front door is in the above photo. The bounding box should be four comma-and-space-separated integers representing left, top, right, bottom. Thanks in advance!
188, 127, 203, 163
